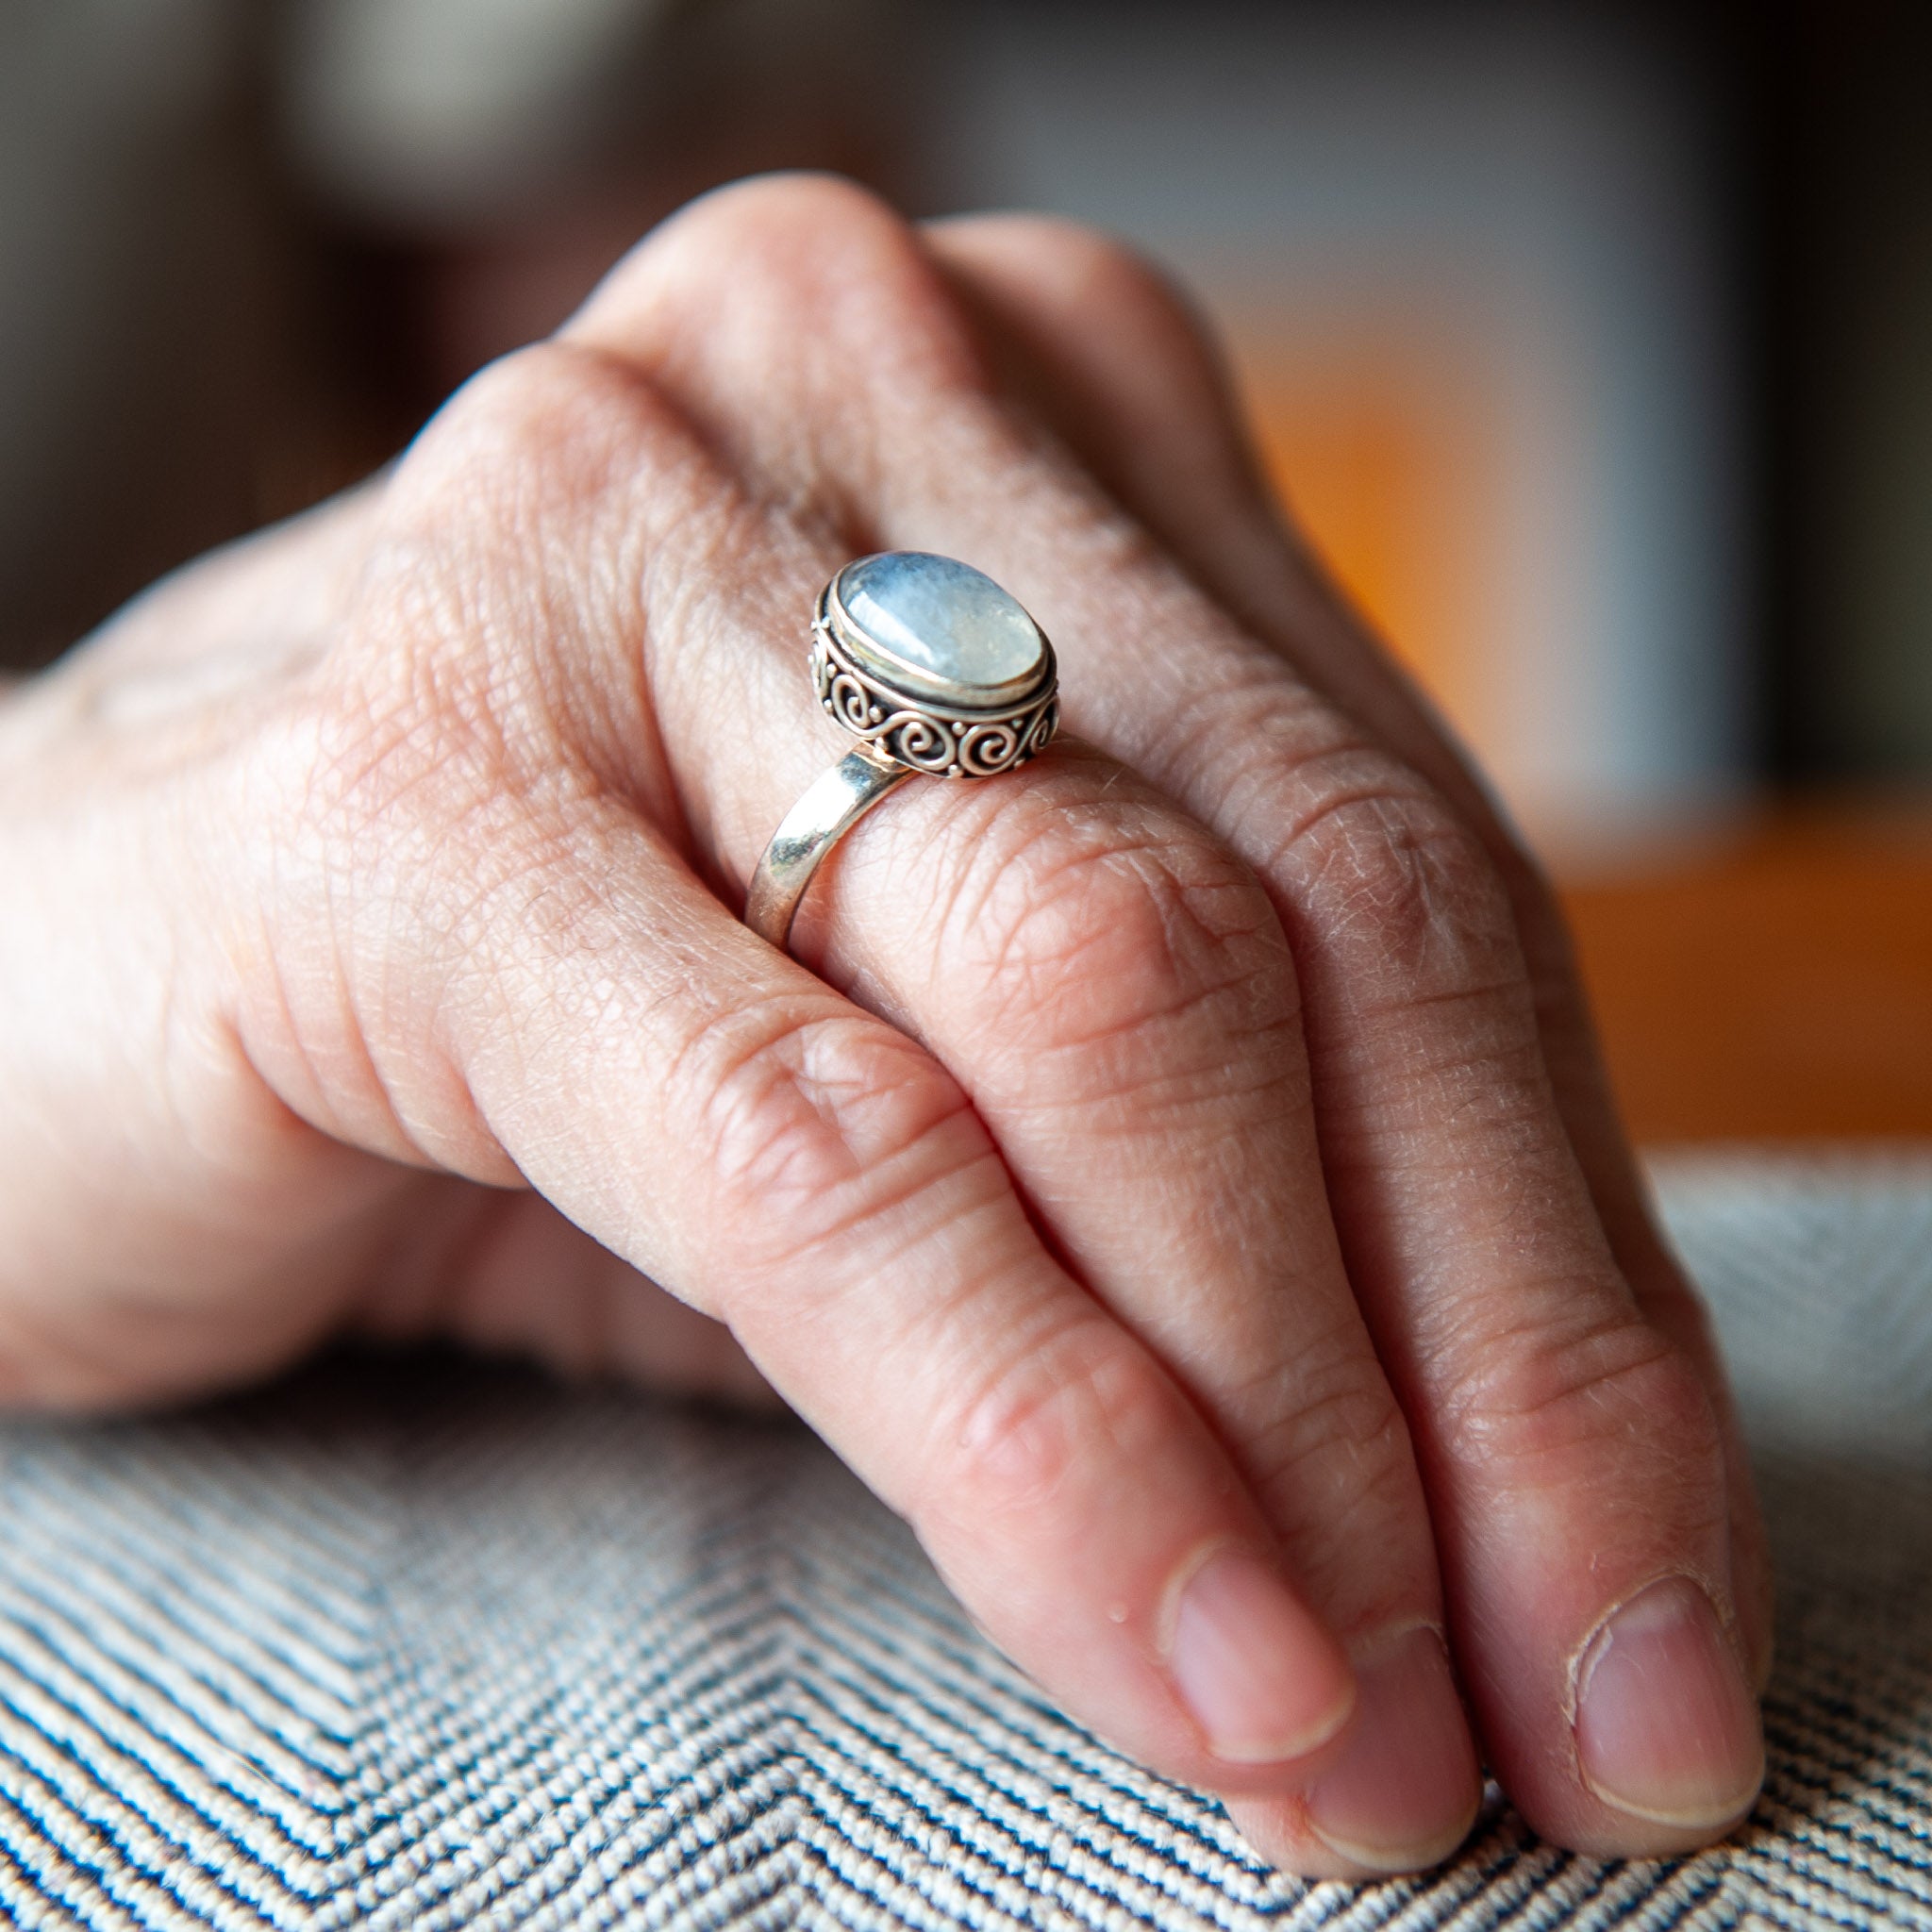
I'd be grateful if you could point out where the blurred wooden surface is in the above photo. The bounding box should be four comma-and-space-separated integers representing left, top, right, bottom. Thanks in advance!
1557, 808, 1932, 1141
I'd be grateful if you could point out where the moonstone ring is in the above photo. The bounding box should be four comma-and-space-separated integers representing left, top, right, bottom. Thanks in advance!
745, 552, 1059, 952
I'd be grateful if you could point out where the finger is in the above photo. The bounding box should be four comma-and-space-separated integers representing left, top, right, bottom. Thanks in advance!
565, 182, 1482, 1871
349, 807, 1355, 1793
351, 1179, 779, 1405
911, 213, 1767, 1853
257, 346, 1361, 1804
923, 209, 1774, 1694
563, 175, 1758, 1857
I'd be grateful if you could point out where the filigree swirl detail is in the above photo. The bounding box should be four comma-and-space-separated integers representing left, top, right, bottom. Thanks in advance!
810, 625, 1057, 778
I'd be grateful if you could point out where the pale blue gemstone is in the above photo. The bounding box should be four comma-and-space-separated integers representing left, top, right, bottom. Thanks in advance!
837, 552, 1044, 696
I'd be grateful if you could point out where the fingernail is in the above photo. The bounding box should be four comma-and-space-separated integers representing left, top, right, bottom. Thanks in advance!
1574, 1575, 1765, 1829
1169, 1547, 1355, 1764
1305, 1624, 1482, 1873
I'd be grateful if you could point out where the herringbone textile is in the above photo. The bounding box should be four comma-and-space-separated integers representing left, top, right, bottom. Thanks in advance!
1, 1153, 1928, 1929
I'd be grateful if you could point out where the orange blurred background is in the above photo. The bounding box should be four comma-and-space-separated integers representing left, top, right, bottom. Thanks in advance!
1245, 364, 1932, 1142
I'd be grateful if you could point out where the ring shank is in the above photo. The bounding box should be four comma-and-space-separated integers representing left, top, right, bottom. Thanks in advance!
744, 746, 910, 951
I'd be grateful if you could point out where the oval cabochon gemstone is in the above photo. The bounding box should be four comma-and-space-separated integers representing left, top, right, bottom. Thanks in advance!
836, 552, 1046, 702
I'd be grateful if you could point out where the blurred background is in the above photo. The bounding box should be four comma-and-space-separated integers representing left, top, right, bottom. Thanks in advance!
4, 0, 1929, 1143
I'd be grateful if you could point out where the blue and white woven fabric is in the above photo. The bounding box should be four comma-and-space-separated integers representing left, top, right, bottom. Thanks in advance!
2, 1154, 1929, 1929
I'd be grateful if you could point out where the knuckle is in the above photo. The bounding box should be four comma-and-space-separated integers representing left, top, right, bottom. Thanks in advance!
629, 173, 987, 392
1272, 755, 1524, 1007
1031, 220, 1226, 380
970, 211, 1205, 324
391, 340, 660, 541
1442, 1310, 1724, 1486
941, 210, 1233, 419
683, 996, 988, 1277
1244, 1331, 1417, 1535
328, 342, 683, 820
670, 170, 908, 252
958, 788, 1298, 1061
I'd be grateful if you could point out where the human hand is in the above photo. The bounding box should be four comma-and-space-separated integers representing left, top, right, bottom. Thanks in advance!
0, 176, 1768, 1875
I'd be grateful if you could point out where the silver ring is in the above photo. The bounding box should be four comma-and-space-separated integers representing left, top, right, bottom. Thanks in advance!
746, 552, 1059, 952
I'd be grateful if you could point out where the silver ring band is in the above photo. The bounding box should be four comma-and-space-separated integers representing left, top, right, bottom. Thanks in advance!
746, 553, 1058, 955
744, 745, 910, 950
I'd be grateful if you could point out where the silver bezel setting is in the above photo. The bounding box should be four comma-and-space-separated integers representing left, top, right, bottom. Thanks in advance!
810, 572, 1059, 779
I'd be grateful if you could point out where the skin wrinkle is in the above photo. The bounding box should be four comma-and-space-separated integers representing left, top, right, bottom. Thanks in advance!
818, 753, 1306, 1107
1135, 647, 1348, 813
741, 1128, 1022, 1304
1317, 1048, 1605, 1187
994, 1039, 1309, 1138
684, 1004, 992, 1277
1276, 794, 1512, 991
1244, 754, 1442, 888
300, 663, 491, 880
386, 345, 696, 841
968, 839, 1291, 1057
296, 652, 636, 1175
331, 789, 536, 1174
787, 1238, 1090, 1527
1436, 1317, 1717, 1468
1346, 1205, 1626, 1361
464, 361, 680, 808
1232, 1356, 1422, 1586
1227, 1318, 1408, 1481
1313, 1032, 1563, 1158
908, 748, 1287, 968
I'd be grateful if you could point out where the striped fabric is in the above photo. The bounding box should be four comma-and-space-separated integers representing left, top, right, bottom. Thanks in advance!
1, 1153, 1928, 1929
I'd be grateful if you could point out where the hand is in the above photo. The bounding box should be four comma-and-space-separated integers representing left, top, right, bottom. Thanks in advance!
0, 175, 1768, 1875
